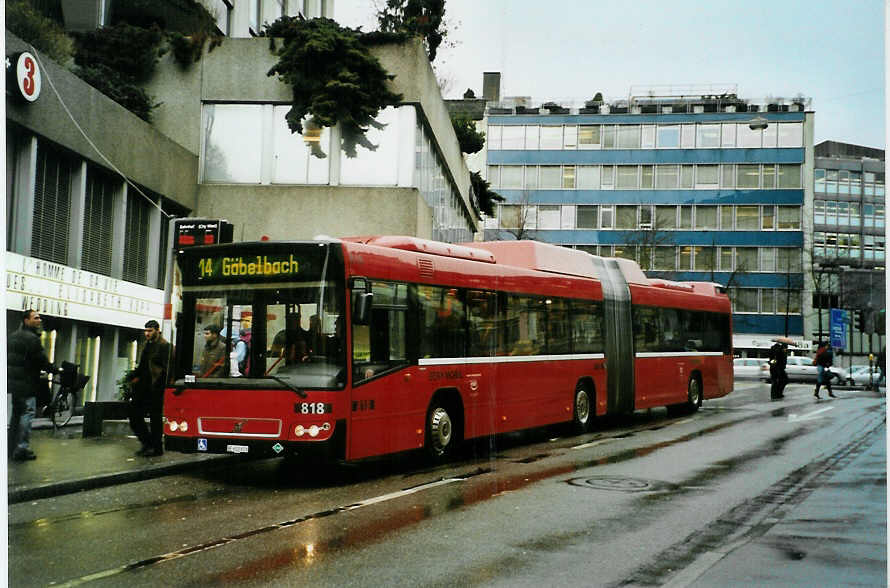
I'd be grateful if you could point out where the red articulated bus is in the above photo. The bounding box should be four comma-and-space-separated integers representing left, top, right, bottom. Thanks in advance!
164, 236, 733, 462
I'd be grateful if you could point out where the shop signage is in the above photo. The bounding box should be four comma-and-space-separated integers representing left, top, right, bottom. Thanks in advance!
7, 52, 42, 102
734, 335, 812, 352
5, 253, 164, 328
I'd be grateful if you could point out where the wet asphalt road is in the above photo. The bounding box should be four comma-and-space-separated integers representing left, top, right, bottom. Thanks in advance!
8, 381, 886, 587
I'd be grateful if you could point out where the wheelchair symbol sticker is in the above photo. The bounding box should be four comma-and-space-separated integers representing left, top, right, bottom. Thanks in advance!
197, 438, 208, 451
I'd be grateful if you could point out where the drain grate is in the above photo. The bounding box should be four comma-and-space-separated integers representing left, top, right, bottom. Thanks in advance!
567, 476, 679, 493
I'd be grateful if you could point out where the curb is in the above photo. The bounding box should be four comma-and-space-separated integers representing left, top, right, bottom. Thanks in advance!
8, 454, 246, 504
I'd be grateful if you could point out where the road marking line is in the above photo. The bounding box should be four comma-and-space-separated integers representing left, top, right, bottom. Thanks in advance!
788, 406, 835, 422
572, 439, 614, 450
345, 478, 464, 509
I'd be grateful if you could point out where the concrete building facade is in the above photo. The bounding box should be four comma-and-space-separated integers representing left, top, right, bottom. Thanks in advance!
5, 1, 478, 402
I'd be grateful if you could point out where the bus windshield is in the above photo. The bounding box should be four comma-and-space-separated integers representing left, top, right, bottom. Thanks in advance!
175, 243, 346, 389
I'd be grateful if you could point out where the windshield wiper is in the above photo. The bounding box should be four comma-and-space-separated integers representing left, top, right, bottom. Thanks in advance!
268, 375, 308, 398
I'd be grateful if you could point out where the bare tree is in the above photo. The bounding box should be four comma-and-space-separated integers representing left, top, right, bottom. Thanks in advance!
502, 191, 535, 241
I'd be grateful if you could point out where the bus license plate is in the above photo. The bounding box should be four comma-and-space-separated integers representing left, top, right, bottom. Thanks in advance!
226, 444, 249, 454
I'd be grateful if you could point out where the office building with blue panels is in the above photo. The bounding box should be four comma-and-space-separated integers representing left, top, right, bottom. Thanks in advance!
479, 87, 813, 356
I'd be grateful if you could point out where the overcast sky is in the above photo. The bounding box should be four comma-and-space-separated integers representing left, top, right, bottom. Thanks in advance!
336, 0, 885, 149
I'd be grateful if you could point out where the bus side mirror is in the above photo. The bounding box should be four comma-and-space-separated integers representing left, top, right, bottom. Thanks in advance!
353, 292, 373, 325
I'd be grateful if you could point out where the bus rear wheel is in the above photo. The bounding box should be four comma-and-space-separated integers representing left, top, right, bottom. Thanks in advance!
686, 375, 702, 413
426, 402, 456, 460
572, 382, 592, 434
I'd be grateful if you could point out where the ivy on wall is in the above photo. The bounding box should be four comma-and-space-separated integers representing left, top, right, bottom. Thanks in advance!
264, 17, 404, 158
470, 171, 504, 217
451, 115, 485, 155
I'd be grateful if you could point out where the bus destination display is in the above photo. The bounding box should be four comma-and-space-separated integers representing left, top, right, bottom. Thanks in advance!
190, 253, 301, 283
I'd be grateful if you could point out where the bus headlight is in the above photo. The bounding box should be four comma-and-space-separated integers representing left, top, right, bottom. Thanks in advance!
169, 421, 179, 432
295, 425, 305, 437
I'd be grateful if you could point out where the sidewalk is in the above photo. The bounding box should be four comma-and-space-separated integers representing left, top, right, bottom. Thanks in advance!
7, 418, 242, 504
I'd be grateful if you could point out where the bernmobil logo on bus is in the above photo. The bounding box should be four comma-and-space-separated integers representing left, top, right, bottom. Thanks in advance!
222, 255, 299, 277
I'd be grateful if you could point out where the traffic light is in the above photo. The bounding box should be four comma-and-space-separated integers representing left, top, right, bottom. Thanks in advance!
877, 309, 886, 336
855, 310, 865, 331
864, 310, 876, 335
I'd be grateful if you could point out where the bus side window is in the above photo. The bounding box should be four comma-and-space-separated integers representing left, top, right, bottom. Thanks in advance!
354, 281, 408, 383
417, 285, 467, 358
468, 290, 499, 356
634, 306, 659, 352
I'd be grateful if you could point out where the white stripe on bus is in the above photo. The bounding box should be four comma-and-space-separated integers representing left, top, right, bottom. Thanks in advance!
418, 354, 606, 366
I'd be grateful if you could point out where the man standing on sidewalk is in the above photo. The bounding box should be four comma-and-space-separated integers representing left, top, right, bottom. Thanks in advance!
127, 320, 171, 457
7, 310, 55, 462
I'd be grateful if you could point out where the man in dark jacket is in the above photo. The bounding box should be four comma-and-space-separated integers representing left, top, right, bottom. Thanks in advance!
7, 310, 54, 461
128, 320, 171, 457
768, 341, 788, 400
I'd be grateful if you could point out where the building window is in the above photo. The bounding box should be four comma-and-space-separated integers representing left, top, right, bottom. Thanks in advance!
539, 166, 561, 189
736, 164, 760, 189
777, 206, 800, 229
762, 205, 775, 229
123, 192, 151, 285
696, 124, 720, 148
540, 126, 562, 149
563, 126, 578, 149
82, 166, 116, 276
562, 165, 576, 189
680, 165, 694, 189
576, 205, 598, 229
502, 125, 524, 149
525, 125, 540, 150
615, 205, 636, 229
641, 125, 656, 148
654, 246, 675, 270
762, 164, 776, 188
736, 247, 758, 271
736, 124, 761, 148
600, 205, 614, 228
617, 125, 640, 149
273, 106, 331, 184
500, 166, 524, 189
656, 165, 678, 189
202, 104, 263, 183
734, 288, 759, 312
696, 164, 719, 187
736, 206, 760, 230
695, 205, 717, 229
721, 123, 736, 147
777, 122, 803, 147
616, 165, 638, 189
696, 247, 716, 271
32, 143, 73, 264
681, 124, 696, 148
657, 125, 680, 148
537, 205, 560, 229
656, 205, 677, 230
720, 164, 735, 188
578, 125, 600, 149
487, 125, 502, 150
641, 165, 654, 189
777, 164, 801, 189
777, 248, 801, 272
577, 165, 600, 189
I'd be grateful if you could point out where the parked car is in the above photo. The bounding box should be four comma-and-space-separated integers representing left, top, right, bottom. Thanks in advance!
848, 364, 879, 387
733, 358, 769, 380
783, 355, 849, 384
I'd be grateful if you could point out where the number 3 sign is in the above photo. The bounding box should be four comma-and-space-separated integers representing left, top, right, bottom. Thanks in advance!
8, 52, 42, 102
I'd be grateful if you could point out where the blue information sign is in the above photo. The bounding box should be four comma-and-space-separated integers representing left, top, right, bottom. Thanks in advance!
829, 308, 848, 350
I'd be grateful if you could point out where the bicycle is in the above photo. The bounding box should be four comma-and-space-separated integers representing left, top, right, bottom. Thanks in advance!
46, 361, 90, 428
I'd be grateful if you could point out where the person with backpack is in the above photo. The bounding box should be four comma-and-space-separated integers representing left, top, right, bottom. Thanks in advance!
814, 341, 837, 399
